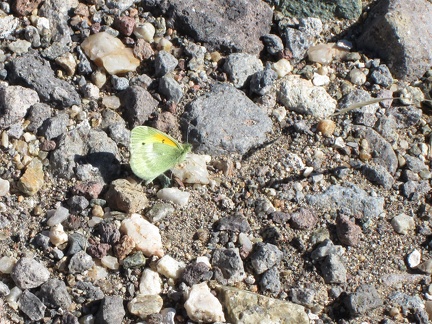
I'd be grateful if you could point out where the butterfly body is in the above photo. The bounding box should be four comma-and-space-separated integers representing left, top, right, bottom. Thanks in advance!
130, 126, 192, 183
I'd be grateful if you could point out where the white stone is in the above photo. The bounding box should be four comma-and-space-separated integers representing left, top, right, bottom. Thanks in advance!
102, 95, 121, 109
349, 68, 367, 85
238, 233, 253, 256
81, 32, 140, 75
0, 256, 16, 274
407, 249, 421, 269
391, 214, 415, 235
312, 73, 330, 86
101, 255, 119, 270
307, 43, 336, 65
139, 268, 162, 295
157, 188, 190, 207
0, 178, 10, 196
87, 265, 108, 281
161, 308, 176, 324
272, 59, 292, 78
92, 69, 107, 88
5, 286, 22, 310
196, 256, 211, 268
49, 224, 68, 246
34, 17, 50, 33
184, 282, 225, 323
277, 75, 336, 118
303, 167, 314, 177
157, 255, 186, 280
334, 137, 346, 149
120, 213, 164, 257
46, 206, 69, 227
171, 153, 211, 185
134, 22, 155, 42
0, 15, 19, 39
272, 106, 287, 122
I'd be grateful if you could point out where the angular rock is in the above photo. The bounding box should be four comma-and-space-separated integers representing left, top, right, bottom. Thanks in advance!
344, 285, 383, 316
212, 248, 246, 284
158, 75, 183, 103
105, 179, 148, 213
321, 254, 347, 284
336, 215, 362, 246
353, 126, 398, 174
184, 283, 225, 323
97, 295, 126, 324
357, 0, 432, 81
223, 53, 263, 88
0, 85, 39, 129
259, 266, 281, 294
249, 242, 283, 274
19, 290, 46, 321
120, 213, 164, 258
277, 75, 336, 118
306, 183, 385, 222
8, 53, 80, 108
217, 285, 309, 323
17, 158, 44, 196
154, 51, 178, 77
274, 0, 362, 19
361, 164, 395, 189
39, 278, 72, 310
120, 86, 158, 128
11, 257, 50, 289
147, 0, 272, 55
183, 83, 272, 155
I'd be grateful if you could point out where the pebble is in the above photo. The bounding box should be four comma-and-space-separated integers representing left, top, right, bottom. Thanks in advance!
391, 214, 415, 234
154, 50, 178, 77
407, 249, 421, 269
134, 22, 156, 42
212, 248, 246, 284
55, 52, 76, 76
0, 281, 10, 296
307, 43, 335, 65
261, 34, 284, 56
290, 208, 318, 230
81, 32, 140, 75
223, 53, 263, 88
11, 257, 50, 289
120, 213, 164, 257
336, 215, 362, 246
157, 255, 186, 280
5, 286, 21, 310
114, 236, 136, 261
317, 119, 336, 137
146, 203, 174, 223
128, 294, 163, 319
102, 95, 121, 109
111, 75, 129, 91
216, 285, 308, 323
16, 157, 43, 195
291, 288, 315, 307
101, 255, 120, 270
46, 206, 69, 226
312, 73, 330, 86
249, 242, 283, 274
250, 65, 278, 95
417, 259, 432, 274
349, 68, 367, 85
97, 296, 126, 324
156, 188, 190, 207
98, 222, 121, 245
272, 58, 292, 78
139, 268, 162, 295
105, 179, 148, 213
0, 178, 9, 196
66, 233, 87, 255
49, 224, 68, 246
259, 266, 281, 294
184, 283, 226, 323
278, 75, 336, 118
68, 251, 95, 274
158, 75, 183, 103
18, 290, 46, 321
181, 262, 213, 286
321, 254, 347, 284
344, 285, 383, 316
39, 278, 72, 310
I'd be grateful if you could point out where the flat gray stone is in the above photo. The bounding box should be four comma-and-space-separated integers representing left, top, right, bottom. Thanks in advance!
182, 83, 272, 155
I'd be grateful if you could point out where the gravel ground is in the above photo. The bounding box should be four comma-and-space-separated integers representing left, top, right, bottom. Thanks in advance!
1, 0, 432, 323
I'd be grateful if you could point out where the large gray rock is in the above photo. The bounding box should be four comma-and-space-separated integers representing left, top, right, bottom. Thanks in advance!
0, 85, 39, 129
356, 0, 432, 81
144, 0, 272, 55
306, 183, 385, 222
182, 83, 272, 155
8, 53, 80, 108
50, 122, 120, 183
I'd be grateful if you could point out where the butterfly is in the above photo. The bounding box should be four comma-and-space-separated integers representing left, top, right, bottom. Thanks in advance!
129, 126, 192, 183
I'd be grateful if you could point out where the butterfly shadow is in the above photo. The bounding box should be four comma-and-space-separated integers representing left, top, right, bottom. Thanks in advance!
74, 152, 121, 184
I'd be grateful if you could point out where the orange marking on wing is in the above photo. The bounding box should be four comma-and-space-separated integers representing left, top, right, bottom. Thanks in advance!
154, 133, 178, 147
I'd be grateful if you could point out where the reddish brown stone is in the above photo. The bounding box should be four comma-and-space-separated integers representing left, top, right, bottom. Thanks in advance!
290, 208, 317, 230
114, 16, 135, 36
114, 235, 135, 260
336, 215, 363, 246
133, 38, 154, 60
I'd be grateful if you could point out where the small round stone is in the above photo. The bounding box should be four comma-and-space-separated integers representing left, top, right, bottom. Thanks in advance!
317, 119, 336, 137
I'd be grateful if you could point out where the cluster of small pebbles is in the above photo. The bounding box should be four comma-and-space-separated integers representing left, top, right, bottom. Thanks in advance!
1, 0, 432, 323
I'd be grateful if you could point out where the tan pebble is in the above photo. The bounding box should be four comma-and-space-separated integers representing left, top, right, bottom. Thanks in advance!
359, 150, 372, 162
92, 205, 104, 217
317, 119, 336, 137
210, 51, 222, 62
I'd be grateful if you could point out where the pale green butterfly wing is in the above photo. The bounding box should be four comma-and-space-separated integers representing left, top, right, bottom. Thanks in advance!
130, 126, 191, 182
